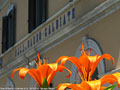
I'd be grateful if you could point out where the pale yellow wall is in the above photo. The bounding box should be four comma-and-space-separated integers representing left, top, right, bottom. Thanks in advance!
41, 9, 120, 87
1, 0, 120, 88
0, 0, 5, 7
48, 0, 106, 19
0, 0, 106, 55
2, 48, 16, 66
48, 0, 70, 18
74, 0, 106, 19
0, 70, 31, 88
0, 76, 7, 87
12, 71, 31, 88
14, 0, 28, 42
86, 9, 120, 72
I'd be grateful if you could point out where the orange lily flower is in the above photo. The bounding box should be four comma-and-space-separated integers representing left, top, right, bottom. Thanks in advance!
57, 72, 120, 90
56, 44, 114, 81
12, 53, 71, 87
56, 43, 119, 90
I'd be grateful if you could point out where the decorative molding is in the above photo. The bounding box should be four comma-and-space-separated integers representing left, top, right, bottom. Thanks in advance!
99, 68, 120, 78
6, 3, 14, 15
30, 78, 37, 88
0, 0, 8, 11
0, 0, 120, 78
70, 36, 105, 83
5, 78, 15, 89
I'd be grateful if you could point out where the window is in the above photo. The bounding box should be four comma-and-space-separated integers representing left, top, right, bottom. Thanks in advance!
2, 5, 16, 53
28, 0, 47, 33
0, 58, 2, 69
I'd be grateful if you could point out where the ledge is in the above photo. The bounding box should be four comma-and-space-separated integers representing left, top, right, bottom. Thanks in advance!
98, 68, 120, 78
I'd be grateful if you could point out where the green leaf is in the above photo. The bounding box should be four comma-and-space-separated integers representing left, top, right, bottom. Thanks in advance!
71, 80, 76, 84
42, 77, 49, 88
104, 84, 118, 90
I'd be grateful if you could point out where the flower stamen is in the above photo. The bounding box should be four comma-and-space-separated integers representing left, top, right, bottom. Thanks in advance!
88, 48, 91, 56
37, 53, 41, 65
81, 43, 86, 55
33, 58, 39, 67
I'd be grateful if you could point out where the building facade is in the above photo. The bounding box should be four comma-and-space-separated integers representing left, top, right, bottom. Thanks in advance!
0, 0, 120, 89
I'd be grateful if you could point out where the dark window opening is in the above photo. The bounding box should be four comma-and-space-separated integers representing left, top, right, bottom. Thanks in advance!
28, 0, 47, 33
91, 68, 99, 80
2, 6, 16, 53
0, 58, 2, 69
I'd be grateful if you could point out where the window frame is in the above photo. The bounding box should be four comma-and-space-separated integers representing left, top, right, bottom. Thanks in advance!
2, 4, 16, 53
28, 0, 47, 33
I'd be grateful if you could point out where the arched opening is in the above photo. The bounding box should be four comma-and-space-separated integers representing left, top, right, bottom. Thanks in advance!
5, 78, 15, 89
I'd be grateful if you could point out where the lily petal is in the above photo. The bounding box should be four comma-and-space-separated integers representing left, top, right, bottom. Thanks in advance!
57, 57, 82, 72
86, 80, 101, 90
12, 68, 42, 86
101, 72, 120, 87
56, 56, 70, 66
19, 68, 29, 79
66, 84, 82, 90
57, 83, 72, 90
27, 69, 42, 86
12, 67, 24, 78
47, 64, 71, 85
57, 82, 90, 90
37, 65, 49, 84
89, 54, 115, 79
44, 63, 58, 85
